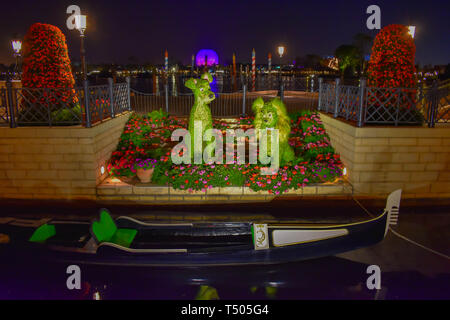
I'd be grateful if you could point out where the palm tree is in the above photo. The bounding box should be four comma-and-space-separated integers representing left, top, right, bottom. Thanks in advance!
334, 45, 360, 80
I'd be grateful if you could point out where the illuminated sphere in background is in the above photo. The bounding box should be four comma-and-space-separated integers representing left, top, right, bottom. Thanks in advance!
195, 49, 219, 67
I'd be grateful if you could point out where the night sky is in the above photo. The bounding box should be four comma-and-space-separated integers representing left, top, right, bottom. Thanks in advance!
1, 0, 449, 66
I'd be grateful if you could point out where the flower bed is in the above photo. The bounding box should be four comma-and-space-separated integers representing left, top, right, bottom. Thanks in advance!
107, 109, 343, 194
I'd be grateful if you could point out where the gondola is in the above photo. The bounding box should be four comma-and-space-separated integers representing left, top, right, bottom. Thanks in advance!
0, 190, 401, 267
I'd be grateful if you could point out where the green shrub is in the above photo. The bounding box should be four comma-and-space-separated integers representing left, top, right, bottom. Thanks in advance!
147, 108, 168, 121
51, 104, 81, 123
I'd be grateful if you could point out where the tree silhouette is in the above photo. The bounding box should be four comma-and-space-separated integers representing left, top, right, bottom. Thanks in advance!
353, 33, 373, 76
334, 45, 360, 80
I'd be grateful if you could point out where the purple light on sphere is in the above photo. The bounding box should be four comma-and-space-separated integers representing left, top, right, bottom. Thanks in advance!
195, 49, 219, 67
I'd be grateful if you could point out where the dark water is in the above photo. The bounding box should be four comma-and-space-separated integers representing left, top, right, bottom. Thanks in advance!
128, 74, 282, 94
86, 74, 314, 95
1, 255, 448, 300
1, 200, 448, 300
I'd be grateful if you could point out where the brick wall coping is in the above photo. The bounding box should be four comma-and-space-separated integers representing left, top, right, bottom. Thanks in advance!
320, 113, 450, 138
97, 178, 352, 204
0, 112, 132, 139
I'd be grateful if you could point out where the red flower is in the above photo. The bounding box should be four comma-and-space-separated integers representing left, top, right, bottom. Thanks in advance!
21, 23, 77, 107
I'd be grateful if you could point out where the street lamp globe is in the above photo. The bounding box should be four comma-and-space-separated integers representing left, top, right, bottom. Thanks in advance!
11, 39, 22, 79
408, 26, 416, 38
11, 40, 22, 55
277, 46, 285, 58
75, 15, 87, 34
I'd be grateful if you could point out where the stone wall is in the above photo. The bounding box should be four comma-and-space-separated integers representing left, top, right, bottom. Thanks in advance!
2, 111, 447, 202
320, 113, 450, 198
97, 178, 351, 204
0, 112, 130, 200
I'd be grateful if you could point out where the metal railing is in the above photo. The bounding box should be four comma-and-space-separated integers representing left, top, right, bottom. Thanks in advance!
130, 76, 319, 117
125, 74, 321, 95
0, 78, 131, 128
422, 81, 450, 127
318, 78, 450, 127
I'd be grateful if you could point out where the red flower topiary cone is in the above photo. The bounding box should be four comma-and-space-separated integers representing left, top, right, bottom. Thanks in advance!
22, 23, 75, 89
21, 23, 79, 120
366, 24, 417, 111
367, 24, 417, 89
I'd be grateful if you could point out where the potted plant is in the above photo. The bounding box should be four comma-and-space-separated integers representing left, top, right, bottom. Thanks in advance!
134, 158, 158, 183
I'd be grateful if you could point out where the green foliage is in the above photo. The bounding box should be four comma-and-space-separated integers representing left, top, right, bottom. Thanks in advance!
252, 97, 295, 165
335, 44, 360, 77
147, 147, 166, 159
166, 163, 246, 191
108, 110, 344, 195
121, 131, 144, 148
206, 165, 246, 187
146, 108, 168, 121
304, 146, 335, 161
51, 104, 81, 123
186, 72, 215, 160
289, 110, 310, 122
108, 113, 186, 179
152, 158, 173, 185
303, 134, 324, 144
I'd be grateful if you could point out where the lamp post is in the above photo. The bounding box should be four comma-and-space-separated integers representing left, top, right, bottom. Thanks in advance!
277, 46, 285, 97
75, 15, 87, 81
11, 39, 22, 79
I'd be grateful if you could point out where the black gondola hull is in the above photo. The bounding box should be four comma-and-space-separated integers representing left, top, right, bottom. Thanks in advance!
0, 211, 389, 267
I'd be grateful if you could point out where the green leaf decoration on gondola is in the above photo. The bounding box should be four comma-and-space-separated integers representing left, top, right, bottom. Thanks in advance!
91, 209, 137, 248
29, 224, 56, 243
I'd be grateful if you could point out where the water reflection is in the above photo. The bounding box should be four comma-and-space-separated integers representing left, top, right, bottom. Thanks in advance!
1, 255, 448, 299
195, 285, 219, 300
122, 74, 301, 94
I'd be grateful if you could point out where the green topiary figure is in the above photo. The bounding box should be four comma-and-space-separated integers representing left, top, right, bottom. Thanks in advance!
185, 72, 215, 161
252, 97, 295, 165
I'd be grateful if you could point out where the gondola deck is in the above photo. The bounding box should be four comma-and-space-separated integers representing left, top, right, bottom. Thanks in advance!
0, 190, 401, 266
